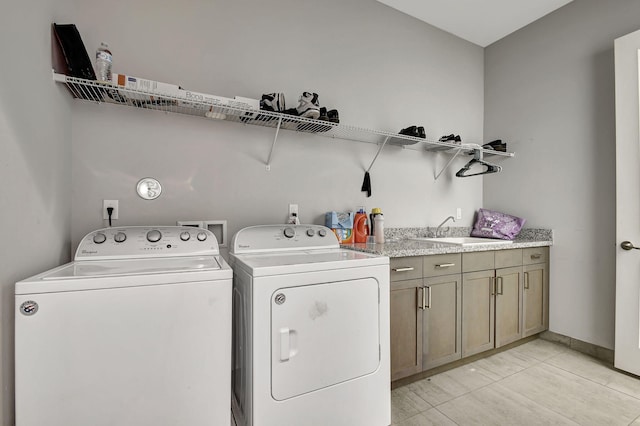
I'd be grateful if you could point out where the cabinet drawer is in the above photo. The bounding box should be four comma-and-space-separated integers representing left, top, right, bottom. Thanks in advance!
390, 257, 423, 281
462, 251, 494, 272
523, 247, 548, 265
424, 254, 462, 277
495, 249, 523, 268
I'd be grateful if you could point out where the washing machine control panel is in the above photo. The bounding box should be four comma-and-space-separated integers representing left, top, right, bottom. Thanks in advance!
231, 225, 339, 254
76, 226, 219, 260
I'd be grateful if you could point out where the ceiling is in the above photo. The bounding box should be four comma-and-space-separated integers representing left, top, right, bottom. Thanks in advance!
376, 0, 574, 47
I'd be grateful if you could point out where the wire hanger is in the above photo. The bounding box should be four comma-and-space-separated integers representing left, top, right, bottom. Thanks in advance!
456, 148, 502, 178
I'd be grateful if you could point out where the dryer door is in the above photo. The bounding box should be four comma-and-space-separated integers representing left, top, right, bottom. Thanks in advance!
271, 278, 380, 400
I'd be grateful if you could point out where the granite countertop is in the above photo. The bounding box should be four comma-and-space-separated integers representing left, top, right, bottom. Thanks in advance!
343, 227, 553, 258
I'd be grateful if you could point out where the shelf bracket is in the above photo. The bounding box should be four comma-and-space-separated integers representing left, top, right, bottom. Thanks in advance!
266, 116, 283, 171
434, 147, 464, 181
366, 136, 390, 173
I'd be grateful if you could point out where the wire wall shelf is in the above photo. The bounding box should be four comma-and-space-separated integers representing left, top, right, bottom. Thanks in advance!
53, 73, 514, 171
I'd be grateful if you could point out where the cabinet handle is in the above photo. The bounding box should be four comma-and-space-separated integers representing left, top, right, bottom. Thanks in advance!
531, 253, 542, 260
524, 272, 529, 289
426, 286, 432, 309
491, 277, 496, 295
498, 276, 504, 295
435, 263, 455, 268
418, 287, 426, 310
392, 267, 415, 272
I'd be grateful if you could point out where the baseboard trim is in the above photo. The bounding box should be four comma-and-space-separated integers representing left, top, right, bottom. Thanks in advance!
539, 330, 614, 365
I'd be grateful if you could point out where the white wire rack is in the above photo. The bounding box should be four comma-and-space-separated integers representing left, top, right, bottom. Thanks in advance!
53, 73, 514, 172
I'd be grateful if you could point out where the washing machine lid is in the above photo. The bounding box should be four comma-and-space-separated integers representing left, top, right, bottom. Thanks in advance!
15, 255, 232, 295
232, 248, 388, 276
44, 256, 223, 279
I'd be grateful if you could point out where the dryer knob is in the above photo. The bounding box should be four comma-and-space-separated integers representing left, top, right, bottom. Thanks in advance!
146, 230, 162, 243
283, 227, 295, 238
197, 232, 207, 241
114, 232, 127, 243
180, 231, 191, 241
318, 229, 327, 237
306, 229, 315, 237
93, 233, 107, 244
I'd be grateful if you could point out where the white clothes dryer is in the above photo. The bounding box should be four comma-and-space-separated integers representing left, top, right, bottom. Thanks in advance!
229, 224, 390, 426
15, 226, 232, 426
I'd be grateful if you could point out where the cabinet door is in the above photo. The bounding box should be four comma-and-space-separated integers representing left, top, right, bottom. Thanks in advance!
390, 279, 423, 380
523, 263, 549, 337
495, 266, 523, 348
423, 274, 462, 370
462, 270, 495, 357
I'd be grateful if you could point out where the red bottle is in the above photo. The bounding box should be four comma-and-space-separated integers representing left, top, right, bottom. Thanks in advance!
354, 209, 369, 243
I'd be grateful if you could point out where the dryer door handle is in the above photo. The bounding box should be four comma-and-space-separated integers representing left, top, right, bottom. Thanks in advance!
279, 328, 298, 362
280, 328, 290, 361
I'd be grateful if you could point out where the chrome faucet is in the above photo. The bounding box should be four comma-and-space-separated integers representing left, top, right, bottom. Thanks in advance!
435, 216, 456, 237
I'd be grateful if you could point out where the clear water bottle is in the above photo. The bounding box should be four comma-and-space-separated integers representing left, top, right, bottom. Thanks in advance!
95, 42, 112, 82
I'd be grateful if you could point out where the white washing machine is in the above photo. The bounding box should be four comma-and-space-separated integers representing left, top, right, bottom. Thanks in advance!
15, 226, 232, 426
229, 224, 390, 426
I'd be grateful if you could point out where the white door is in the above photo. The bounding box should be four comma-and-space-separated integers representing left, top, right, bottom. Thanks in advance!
270, 278, 380, 401
615, 29, 640, 376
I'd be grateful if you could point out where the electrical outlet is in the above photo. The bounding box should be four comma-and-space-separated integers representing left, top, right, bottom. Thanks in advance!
288, 204, 299, 217
288, 204, 300, 224
456, 207, 462, 220
103, 200, 119, 220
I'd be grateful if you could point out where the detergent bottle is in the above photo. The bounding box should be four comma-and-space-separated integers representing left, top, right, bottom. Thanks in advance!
370, 207, 384, 244
354, 207, 369, 243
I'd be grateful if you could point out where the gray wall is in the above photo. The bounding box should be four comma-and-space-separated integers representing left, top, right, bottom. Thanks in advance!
484, 0, 640, 350
0, 0, 73, 424
67, 0, 485, 253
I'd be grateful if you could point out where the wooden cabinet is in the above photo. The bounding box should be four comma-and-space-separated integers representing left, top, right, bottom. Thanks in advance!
461, 269, 495, 357
461, 250, 525, 357
495, 266, 523, 347
422, 255, 462, 370
390, 258, 423, 381
390, 246, 549, 382
522, 247, 549, 337
389, 255, 462, 380
390, 278, 423, 380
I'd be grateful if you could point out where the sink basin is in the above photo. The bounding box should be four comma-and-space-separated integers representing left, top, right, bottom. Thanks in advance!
409, 237, 514, 246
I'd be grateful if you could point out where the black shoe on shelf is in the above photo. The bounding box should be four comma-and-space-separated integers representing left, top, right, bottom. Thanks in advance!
318, 107, 329, 121
439, 134, 462, 143
400, 126, 418, 136
327, 109, 339, 123
482, 139, 506, 152
260, 92, 286, 112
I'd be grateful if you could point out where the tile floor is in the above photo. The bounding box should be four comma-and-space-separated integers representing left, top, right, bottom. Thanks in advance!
391, 339, 640, 425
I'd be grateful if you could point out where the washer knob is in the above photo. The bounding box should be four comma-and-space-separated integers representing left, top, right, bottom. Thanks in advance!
283, 227, 295, 238
197, 232, 207, 241
318, 229, 327, 237
306, 229, 315, 237
93, 233, 107, 244
146, 230, 162, 243
114, 232, 127, 243
180, 231, 191, 241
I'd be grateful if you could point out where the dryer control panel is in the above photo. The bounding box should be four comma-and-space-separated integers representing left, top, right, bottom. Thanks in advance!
75, 226, 220, 260
230, 225, 339, 254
